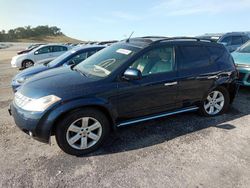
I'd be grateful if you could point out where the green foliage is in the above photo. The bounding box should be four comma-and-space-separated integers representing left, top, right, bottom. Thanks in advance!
0, 25, 63, 41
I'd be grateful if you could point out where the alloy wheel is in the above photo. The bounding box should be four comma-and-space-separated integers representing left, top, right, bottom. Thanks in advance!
204, 91, 225, 115
66, 117, 102, 150
25, 61, 33, 68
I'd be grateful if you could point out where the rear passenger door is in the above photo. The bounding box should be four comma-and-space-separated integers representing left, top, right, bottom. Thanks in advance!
176, 44, 218, 107
52, 45, 68, 58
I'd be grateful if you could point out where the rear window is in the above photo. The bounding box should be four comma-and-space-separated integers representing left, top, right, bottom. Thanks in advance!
178, 46, 210, 70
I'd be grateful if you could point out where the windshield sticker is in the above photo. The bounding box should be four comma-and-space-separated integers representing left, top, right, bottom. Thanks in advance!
116, 49, 132, 55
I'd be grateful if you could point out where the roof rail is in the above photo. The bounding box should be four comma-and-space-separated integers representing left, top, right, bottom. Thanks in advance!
150, 37, 212, 45
141, 36, 168, 39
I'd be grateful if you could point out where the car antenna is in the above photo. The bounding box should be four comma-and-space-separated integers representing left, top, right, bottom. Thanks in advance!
126, 31, 134, 42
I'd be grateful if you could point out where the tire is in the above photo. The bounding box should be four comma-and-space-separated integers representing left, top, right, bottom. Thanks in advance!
199, 86, 230, 117
55, 108, 110, 156
22, 60, 34, 69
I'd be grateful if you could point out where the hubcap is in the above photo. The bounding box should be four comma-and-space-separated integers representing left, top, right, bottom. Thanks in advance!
25, 61, 33, 68
204, 90, 225, 115
66, 117, 102, 150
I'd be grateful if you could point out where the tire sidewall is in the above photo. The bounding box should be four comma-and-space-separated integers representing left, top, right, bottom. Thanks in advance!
200, 86, 230, 117
55, 109, 110, 156
23, 60, 34, 69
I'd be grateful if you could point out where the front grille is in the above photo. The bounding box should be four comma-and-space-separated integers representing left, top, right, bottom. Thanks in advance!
238, 72, 246, 81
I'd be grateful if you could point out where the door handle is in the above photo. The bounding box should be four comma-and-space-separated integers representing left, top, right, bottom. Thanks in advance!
164, 81, 178, 86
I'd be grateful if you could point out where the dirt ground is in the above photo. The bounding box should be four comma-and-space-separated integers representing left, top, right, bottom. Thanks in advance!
0, 44, 250, 188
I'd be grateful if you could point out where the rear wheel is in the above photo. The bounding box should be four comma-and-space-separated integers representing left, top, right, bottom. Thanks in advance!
55, 108, 110, 156
22, 60, 34, 69
199, 86, 230, 116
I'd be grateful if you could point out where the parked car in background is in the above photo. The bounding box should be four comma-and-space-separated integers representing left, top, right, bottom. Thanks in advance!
232, 41, 250, 86
11, 44, 70, 69
11, 45, 105, 92
9, 37, 238, 156
97, 40, 118, 46
17, 43, 45, 55
198, 32, 249, 52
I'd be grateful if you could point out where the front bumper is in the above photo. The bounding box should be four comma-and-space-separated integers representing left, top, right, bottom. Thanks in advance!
9, 102, 51, 143
11, 58, 18, 68
237, 68, 250, 86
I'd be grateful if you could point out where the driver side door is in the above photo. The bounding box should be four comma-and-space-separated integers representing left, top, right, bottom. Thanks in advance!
116, 45, 179, 120
33, 46, 52, 62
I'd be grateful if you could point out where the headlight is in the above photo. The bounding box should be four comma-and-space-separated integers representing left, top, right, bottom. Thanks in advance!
14, 92, 61, 112
16, 77, 27, 84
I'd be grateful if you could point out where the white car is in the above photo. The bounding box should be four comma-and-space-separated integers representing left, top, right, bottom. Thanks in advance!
11, 44, 70, 69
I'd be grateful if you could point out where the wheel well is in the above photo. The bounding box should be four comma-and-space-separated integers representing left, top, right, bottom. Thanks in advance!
218, 83, 237, 104
22, 59, 34, 67
51, 105, 115, 136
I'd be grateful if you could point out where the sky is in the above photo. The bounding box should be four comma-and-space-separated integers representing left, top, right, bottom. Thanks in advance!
1, 0, 250, 41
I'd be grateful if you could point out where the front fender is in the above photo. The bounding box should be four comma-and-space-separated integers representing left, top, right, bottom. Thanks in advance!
35, 97, 117, 142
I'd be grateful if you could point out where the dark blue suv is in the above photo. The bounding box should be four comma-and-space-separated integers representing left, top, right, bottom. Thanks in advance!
9, 37, 238, 156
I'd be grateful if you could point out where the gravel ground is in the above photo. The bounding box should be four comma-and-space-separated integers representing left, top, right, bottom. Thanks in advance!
0, 44, 250, 188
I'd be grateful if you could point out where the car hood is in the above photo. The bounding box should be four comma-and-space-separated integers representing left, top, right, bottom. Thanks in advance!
14, 64, 49, 80
232, 52, 250, 65
13, 53, 28, 60
19, 67, 100, 99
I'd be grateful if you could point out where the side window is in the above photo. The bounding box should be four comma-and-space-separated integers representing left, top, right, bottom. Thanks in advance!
131, 46, 174, 76
242, 36, 249, 43
231, 36, 243, 45
221, 36, 232, 45
70, 52, 88, 64
178, 46, 210, 70
52, 46, 67, 52
35, 46, 51, 55
206, 46, 224, 60
87, 50, 98, 57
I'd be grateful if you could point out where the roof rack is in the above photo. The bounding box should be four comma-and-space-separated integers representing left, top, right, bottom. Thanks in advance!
150, 37, 212, 45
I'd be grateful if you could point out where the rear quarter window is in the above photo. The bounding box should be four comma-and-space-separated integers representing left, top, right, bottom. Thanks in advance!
207, 45, 234, 70
178, 45, 210, 70
206, 46, 224, 60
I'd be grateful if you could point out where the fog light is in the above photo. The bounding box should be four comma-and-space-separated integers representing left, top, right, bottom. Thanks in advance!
29, 131, 33, 137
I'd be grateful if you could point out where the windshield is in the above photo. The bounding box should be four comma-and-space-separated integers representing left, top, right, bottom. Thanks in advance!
48, 50, 75, 67
237, 41, 250, 53
74, 43, 140, 78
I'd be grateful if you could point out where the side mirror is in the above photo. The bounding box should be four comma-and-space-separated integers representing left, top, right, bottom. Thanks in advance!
123, 68, 142, 81
220, 42, 228, 46
34, 51, 39, 55
67, 60, 76, 66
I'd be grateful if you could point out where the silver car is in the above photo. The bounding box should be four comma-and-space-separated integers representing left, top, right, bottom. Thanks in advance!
11, 44, 70, 69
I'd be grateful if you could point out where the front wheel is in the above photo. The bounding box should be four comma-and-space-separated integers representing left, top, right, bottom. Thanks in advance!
55, 109, 110, 156
22, 60, 34, 69
199, 86, 230, 116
